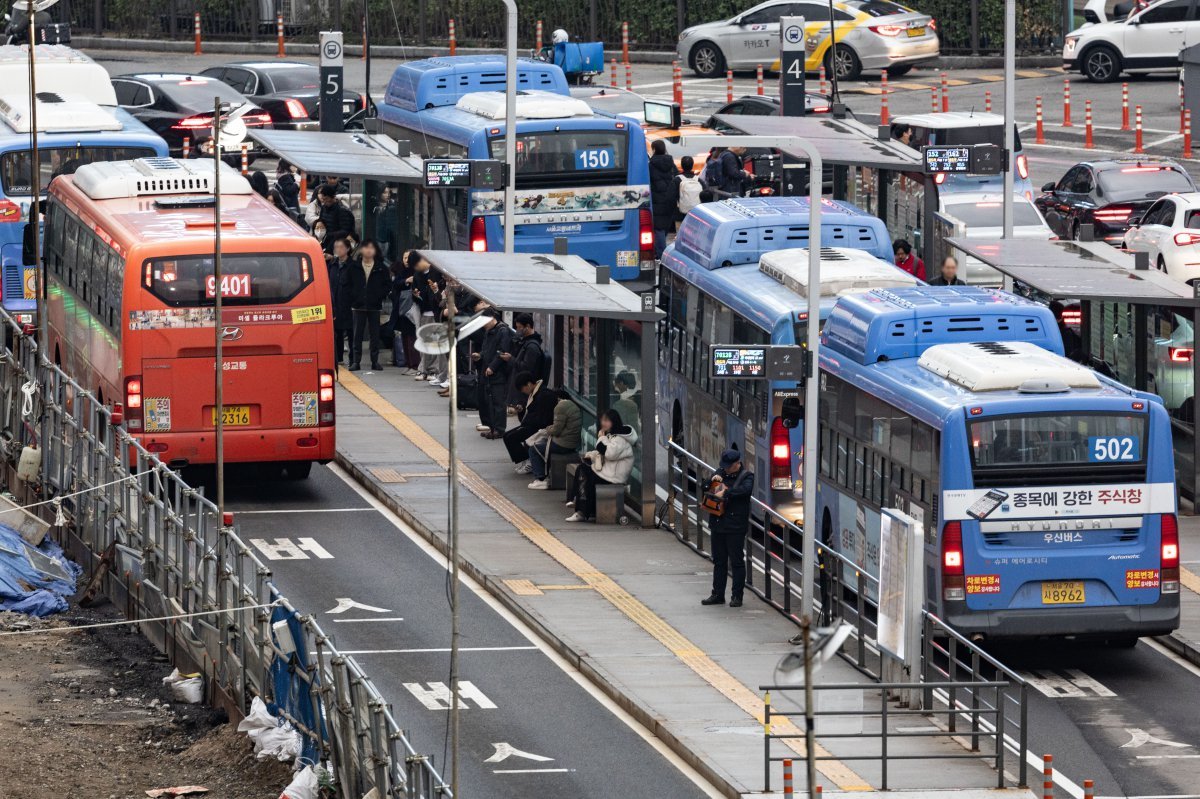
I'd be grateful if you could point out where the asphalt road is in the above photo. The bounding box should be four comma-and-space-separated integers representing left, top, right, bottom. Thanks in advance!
215, 463, 718, 799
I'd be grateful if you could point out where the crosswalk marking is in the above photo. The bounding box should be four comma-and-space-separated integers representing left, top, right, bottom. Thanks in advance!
403, 680, 498, 710
249, 536, 334, 560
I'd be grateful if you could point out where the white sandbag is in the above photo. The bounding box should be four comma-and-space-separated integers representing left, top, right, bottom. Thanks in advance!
160, 667, 203, 704
255, 725, 301, 762
237, 696, 277, 735
278, 766, 319, 799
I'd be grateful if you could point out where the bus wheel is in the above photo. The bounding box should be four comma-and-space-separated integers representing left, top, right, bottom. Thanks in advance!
285, 461, 313, 480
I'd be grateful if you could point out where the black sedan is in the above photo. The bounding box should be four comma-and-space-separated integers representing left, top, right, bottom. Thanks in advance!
703, 93, 837, 126
199, 62, 365, 129
112, 73, 273, 158
1035, 158, 1197, 244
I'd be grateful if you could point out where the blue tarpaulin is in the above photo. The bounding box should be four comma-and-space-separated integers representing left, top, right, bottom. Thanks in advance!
0, 523, 80, 616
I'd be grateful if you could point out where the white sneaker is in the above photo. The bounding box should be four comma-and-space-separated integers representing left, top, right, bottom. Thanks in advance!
528, 478, 550, 490
475, 424, 490, 432
437, 380, 452, 389
414, 373, 427, 381
565, 500, 575, 508
514, 460, 532, 474
565, 511, 586, 522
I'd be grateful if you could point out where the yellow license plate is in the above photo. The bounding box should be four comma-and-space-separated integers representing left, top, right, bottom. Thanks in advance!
907, 26, 925, 36
212, 405, 251, 426
1041, 581, 1085, 605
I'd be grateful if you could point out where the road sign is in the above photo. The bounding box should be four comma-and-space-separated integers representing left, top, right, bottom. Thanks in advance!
779, 16, 807, 118
319, 31, 344, 133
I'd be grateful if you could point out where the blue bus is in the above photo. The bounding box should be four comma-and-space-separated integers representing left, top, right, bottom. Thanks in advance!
0, 49, 167, 324
377, 56, 653, 280
656, 244, 923, 524
817, 286, 1179, 641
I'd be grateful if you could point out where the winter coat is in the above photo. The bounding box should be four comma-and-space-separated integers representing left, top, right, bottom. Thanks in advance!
506, 331, 545, 404
516, 381, 557, 431
306, 198, 356, 238
649, 152, 679, 230
478, 322, 515, 384
583, 425, 638, 485
545, 397, 582, 450
411, 269, 444, 316
708, 466, 755, 536
329, 257, 356, 331
346, 259, 392, 312
274, 172, 300, 210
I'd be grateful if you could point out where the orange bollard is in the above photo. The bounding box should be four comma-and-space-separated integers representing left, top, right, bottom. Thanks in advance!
276, 13, 285, 58
673, 61, 683, 106
931, 86, 938, 112
985, 90, 992, 113
240, 143, 249, 176
1181, 76, 1186, 134
182, 137, 190, 159
1135, 104, 1144, 153
610, 59, 617, 88
941, 71, 949, 112
1035, 95, 1045, 144
298, 172, 307, 202
819, 65, 827, 96
782, 758, 793, 796
756, 64, 764, 95
621, 21, 629, 64
726, 70, 734, 103
880, 70, 889, 125
535, 19, 543, 52
448, 18, 456, 55
1083, 779, 1094, 799
1043, 754, 1054, 799
1121, 82, 1130, 130
1063, 78, 1072, 127
1084, 99, 1094, 149
625, 61, 632, 91
1185, 109, 1193, 158
193, 11, 201, 55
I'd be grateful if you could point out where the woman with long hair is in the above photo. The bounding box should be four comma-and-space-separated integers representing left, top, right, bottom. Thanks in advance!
565, 409, 638, 522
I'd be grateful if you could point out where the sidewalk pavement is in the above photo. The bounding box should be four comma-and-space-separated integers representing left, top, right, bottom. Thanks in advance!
1159, 515, 1200, 666
332, 366, 1035, 797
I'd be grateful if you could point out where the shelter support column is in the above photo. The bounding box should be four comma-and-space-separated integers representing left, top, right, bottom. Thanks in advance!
640, 314, 657, 527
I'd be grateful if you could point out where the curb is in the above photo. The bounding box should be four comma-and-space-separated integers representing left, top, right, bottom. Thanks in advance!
334, 449, 744, 799
1155, 631, 1200, 668
74, 34, 1060, 69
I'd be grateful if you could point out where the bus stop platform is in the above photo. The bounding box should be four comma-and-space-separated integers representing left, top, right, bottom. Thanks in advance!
331, 365, 1033, 797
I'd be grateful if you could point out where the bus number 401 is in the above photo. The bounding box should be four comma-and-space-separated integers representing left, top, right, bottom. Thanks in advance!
206, 274, 252, 299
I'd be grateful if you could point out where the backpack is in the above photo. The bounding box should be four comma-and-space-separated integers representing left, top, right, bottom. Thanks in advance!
700, 156, 723, 189
677, 174, 703, 214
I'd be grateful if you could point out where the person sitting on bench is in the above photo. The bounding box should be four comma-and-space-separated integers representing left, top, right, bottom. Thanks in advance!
565, 409, 637, 523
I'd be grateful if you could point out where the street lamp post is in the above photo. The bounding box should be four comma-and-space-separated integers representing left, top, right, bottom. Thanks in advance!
212, 98, 226, 516
501, 0, 517, 255
1002, 0, 1015, 239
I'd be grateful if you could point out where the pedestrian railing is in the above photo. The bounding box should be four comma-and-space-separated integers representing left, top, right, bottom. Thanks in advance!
662, 439, 1029, 789
0, 313, 451, 798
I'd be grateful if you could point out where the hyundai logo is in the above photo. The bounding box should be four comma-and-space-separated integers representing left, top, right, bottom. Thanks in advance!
221, 326, 243, 341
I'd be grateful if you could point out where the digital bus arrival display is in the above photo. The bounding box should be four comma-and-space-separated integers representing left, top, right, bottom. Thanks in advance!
423, 160, 473, 188
710, 346, 768, 379
922, 146, 972, 174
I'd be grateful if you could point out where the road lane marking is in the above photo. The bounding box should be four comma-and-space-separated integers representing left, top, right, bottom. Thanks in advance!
330, 463, 737, 798
236, 507, 373, 514
1145, 638, 1200, 679
1020, 668, 1115, 698
485, 742, 553, 763
403, 680, 497, 710
326, 597, 390, 614
332, 617, 405, 623
492, 769, 573, 774
338, 372, 872, 791
250, 536, 333, 560
343, 646, 538, 654
1135, 755, 1200, 760
1122, 728, 1191, 749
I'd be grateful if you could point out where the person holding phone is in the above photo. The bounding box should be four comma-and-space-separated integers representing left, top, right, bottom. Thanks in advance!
702, 448, 755, 608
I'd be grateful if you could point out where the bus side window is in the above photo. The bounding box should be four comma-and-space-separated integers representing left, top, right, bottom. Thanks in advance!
64, 218, 80, 296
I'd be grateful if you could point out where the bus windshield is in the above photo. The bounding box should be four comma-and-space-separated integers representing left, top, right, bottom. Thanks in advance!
144, 254, 313, 307
2, 146, 159, 195
489, 130, 628, 187
970, 413, 1147, 475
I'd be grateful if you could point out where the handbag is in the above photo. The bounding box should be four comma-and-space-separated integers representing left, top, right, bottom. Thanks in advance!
700, 470, 747, 517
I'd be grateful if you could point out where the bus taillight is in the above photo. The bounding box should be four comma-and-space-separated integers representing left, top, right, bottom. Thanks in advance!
638, 208, 654, 260
318, 369, 335, 426
1162, 513, 1180, 594
770, 416, 790, 490
469, 216, 487, 252
941, 521, 965, 601
124, 376, 143, 431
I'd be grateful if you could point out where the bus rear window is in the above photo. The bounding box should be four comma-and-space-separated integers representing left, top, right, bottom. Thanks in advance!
143, 254, 313, 307
970, 413, 1147, 476
1, 146, 159, 196
489, 130, 628, 187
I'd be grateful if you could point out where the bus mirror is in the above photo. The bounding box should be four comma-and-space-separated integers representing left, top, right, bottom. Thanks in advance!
21, 222, 35, 266
781, 396, 802, 428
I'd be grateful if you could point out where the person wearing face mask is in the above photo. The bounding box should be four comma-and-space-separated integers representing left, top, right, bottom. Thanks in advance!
311, 221, 333, 255
345, 239, 391, 372
328, 236, 356, 366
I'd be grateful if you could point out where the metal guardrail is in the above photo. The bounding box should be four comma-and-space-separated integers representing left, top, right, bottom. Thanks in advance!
0, 314, 451, 798
662, 440, 1029, 789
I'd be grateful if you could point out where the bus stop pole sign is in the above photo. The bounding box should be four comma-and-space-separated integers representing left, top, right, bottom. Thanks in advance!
779, 16, 807, 118
319, 31, 344, 133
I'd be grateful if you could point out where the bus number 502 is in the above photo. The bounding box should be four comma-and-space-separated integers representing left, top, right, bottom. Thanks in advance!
1091, 436, 1137, 462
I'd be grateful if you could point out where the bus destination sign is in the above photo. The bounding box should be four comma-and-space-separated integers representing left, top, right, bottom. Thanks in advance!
710, 346, 768, 379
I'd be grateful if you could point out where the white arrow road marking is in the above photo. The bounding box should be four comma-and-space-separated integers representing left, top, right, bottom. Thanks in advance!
484, 743, 554, 764
326, 597, 391, 615
1122, 728, 1193, 749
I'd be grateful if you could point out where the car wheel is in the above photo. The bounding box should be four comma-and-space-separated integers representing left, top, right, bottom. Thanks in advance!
690, 42, 725, 78
1158, 256, 1168, 273
885, 64, 913, 77
1082, 44, 1122, 83
827, 45, 862, 81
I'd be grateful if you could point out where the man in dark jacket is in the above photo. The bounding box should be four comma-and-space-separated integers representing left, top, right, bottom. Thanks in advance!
928, 255, 966, 286
502, 372, 558, 468
345, 239, 391, 371
503, 313, 545, 408
702, 448, 756, 608
329, 237, 356, 366
315, 184, 356, 237
472, 310, 514, 438
648, 139, 679, 258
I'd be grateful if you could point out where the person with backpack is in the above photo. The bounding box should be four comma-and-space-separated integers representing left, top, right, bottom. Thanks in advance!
648, 139, 679, 258
502, 313, 546, 410
675, 155, 702, 219
702, 146, 750, 200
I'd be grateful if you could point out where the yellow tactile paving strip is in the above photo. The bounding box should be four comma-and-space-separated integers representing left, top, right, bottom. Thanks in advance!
340, 371, 872, 790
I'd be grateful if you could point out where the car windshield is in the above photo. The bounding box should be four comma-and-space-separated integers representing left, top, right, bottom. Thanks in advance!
1098, 167, 1195, 202
266, 68, 319, 92
157, 78, 248, 108
849, 0, 914, 15
943, 201, 1043, 227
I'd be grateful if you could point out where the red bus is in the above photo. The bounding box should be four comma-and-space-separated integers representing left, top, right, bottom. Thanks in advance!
44, 157, 335, 477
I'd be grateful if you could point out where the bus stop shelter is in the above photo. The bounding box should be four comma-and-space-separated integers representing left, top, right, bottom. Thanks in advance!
949, 236, 1200, 503
710, 113, 932, 263
417, 249, 663, 526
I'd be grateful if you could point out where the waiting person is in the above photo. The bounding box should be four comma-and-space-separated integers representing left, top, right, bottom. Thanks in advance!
527, 388, 582, 490
274, 161, 301, 212
312, 220, 333, 255
306, 184, 356, 236
611, 370, 640, 436
346, 239, 391, 371
249, 170, 270, 198
1050, 300, 1083, 362
893, 238, 926, 281
472, 309, 514, 439
503, 313, 545, 409
328, 236, 356, 366
703, 146, 750, 199
374, 187, 401, 263
890, 122, 914, 147
310, 173, 347, 202
566, 409, 638, 523
410, 253, 446, 382
503, 371, 558, 471
928, 255, 966, 286
676, 154, 703, 218
388, 252, 420, 372
649, 138, 679, 258
701, 448, 755, 608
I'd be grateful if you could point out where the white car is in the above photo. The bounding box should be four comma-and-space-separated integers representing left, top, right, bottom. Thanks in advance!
1152, 313, 1194, 414
939, 193, 1054, 285
1063, 0, 1200, 82
1122, 192, 1200, 284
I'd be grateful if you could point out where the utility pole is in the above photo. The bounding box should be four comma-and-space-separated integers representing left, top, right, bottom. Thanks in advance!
446, 283, 461, 797
501, 0, 517, 254
211, 98, 225, 517
29, 12, 44, 346
1002, 0, 1015, 239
